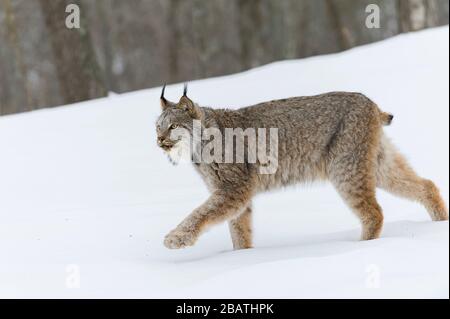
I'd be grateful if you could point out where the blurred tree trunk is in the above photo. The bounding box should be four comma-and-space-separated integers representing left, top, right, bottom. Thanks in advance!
238, 0, 267, 69
1, 0, 449, 115
92, 0, 115, 91
325, 0, 353, 50
398, 0, 441, 31
0, 0, 31, 114
168, 0, 181, 82
38, 0, 106, 104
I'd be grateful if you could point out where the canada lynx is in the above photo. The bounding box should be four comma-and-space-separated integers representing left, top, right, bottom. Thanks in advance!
156, 84, 448, 250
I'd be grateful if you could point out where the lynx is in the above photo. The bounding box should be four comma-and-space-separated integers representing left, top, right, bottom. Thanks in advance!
156, 84, 448, 250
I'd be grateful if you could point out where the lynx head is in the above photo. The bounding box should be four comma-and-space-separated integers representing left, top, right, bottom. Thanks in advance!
156, 84, 202, 163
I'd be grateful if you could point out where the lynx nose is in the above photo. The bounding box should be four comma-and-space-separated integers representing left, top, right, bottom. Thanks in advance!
157, 136, 165, 146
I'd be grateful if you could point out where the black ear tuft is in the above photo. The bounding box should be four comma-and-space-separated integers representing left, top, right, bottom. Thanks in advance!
160, 83, 174, 110
183, 83, 188, 97
161, 83, 167, 102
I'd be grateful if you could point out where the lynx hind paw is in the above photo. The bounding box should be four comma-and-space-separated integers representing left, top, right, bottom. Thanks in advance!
164, 228, 198, 249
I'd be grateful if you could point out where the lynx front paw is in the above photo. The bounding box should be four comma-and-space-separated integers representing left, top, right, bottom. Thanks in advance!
164, 227, 198, 249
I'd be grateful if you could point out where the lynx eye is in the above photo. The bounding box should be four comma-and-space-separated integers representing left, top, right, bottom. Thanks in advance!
170, 124, 179, 130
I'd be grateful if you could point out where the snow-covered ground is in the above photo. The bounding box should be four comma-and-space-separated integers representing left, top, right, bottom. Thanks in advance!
0, 27, 448, 299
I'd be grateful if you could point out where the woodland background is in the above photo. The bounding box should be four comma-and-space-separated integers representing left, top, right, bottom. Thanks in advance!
0, 0, 448, 115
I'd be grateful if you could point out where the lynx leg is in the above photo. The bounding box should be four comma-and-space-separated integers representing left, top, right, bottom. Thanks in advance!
376, 139, 448, 221
164, 189, 252, 249
228, 205, 253, 250
328, 112, 385, 240
330, 147, 384, 240
333, 173, 384, 241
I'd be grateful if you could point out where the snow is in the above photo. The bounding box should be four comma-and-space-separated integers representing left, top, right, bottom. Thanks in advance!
0, 26, 448, 299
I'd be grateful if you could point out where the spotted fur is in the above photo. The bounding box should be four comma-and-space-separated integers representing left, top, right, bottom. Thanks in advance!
156, 89, 448, 250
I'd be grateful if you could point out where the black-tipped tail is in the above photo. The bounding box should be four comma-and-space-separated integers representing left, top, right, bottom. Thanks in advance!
381, 112, 394, 126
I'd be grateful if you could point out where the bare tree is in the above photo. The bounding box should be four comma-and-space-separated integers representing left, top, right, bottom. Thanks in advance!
398, 0, 442, 31
1, 0, 448, 115
0, 0, 31, 114
38, 0, 106, 105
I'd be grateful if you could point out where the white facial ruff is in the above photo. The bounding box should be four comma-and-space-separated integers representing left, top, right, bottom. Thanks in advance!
166, 133, 191, 165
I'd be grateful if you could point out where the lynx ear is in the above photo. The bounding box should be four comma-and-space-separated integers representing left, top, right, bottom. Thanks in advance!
179, 96, 201, 119
178, 84, 201, 119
